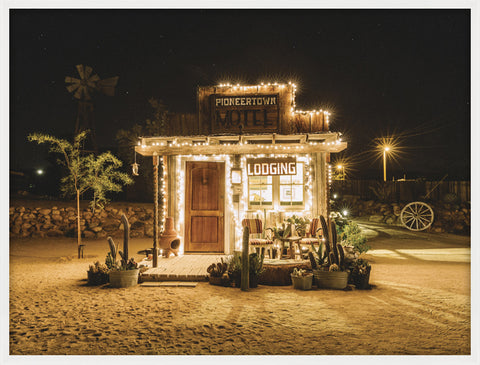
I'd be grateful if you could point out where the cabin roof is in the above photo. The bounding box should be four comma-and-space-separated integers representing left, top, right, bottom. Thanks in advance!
135, 132, 346, 156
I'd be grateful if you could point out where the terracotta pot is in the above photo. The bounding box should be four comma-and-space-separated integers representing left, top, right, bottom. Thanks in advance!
313, 270, 348, 290
109, 269, 139, 288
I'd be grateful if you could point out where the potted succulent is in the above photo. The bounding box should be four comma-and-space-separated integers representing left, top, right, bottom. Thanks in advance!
349, 258, 371, 289
248, 252, 265, 288
207, 258, 230, 286
339, 221, 372, 289
290, 268, 313, 290
228, 252, 265, 288
285, 215, 311, 237
87, 261, 109, 286
308, 216, 349, 290
105, 214, 140, 288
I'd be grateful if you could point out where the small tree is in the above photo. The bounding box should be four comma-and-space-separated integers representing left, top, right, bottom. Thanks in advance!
28, 131, 133, 257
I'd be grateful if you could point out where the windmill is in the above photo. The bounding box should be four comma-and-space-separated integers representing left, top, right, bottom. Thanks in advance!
65, 64, 119, 153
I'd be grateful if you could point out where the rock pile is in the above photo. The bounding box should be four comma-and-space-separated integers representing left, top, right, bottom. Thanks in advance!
335, 196, 470, 234
10, 204, 155, 239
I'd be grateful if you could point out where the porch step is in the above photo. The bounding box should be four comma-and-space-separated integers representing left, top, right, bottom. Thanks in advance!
139, 281, 198, 287
139, 254, 226, 282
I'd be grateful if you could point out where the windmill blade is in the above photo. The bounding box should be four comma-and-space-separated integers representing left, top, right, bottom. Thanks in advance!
97, 76, 119, 96
89, 73, 100, 82
66, 83, 80, 93
87, 74, 100, 88
74, 86, 84, 99
65, 76, 80, 84
84, 65, 93, 79
76, 64, 85, 80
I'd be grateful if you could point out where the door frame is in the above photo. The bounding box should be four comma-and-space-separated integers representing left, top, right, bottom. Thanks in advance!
183, 160, 226, 253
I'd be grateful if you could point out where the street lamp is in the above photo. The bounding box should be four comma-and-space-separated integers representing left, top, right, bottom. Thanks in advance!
336, 164, 345, 180
383, 146, 390, 182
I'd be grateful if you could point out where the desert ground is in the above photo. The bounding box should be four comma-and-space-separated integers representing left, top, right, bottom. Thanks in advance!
9, 221, 470, 356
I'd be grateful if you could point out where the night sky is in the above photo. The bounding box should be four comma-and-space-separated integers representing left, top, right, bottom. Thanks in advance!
10, 9, 471, 182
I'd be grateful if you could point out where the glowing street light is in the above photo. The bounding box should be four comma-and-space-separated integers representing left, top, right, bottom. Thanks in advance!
336, 164, 345, 180
36, 169, 44, 175
383, 146, 390, 182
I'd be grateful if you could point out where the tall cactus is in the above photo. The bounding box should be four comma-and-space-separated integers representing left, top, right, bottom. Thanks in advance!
320, 215, 329, 244
337, 243, 345, 270
241, 226, 250, 291
113, 214, 131, 268
331, 220, 339, 266
121, 214, 129, 265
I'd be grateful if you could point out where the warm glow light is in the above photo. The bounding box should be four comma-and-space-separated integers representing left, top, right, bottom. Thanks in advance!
36, 169, 43, 175
342, 210, 348, 216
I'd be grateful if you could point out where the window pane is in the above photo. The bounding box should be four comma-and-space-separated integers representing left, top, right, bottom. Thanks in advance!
291, 185, 304, 203
292, 163, 303, 184
249, 184, 272, 206
262, 185, 273, 204
280, 175, 291, 184
280, 185, 292, 202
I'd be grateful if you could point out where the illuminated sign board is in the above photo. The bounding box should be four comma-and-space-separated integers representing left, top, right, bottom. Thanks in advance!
212, 94, 279, 133
246, 157, 297, 176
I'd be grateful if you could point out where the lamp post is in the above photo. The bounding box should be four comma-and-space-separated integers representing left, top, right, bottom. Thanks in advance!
383, 147, 390, 182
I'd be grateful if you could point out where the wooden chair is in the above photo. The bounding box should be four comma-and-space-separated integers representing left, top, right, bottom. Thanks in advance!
241, 218, 274, 258
297, 218, 323, 258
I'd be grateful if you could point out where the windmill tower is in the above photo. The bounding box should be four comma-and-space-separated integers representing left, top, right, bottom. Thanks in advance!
65, 65, 119, 153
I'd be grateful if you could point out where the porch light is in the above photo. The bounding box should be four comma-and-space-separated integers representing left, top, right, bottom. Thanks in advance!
231, 168, 242, 185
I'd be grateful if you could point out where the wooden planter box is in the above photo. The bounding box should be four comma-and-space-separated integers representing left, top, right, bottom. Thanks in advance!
313, 270, 348, 290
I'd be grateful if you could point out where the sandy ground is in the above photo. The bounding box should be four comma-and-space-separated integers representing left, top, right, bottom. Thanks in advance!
9, 222, 471, 356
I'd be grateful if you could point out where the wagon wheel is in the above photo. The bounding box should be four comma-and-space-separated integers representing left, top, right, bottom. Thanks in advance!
400, 201, 434, 231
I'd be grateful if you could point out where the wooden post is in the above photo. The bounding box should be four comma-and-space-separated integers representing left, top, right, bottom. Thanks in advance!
153, 154, 159, 268
76, 189, 82, 259
241, 226, 249, 291
162, 155, 168, 232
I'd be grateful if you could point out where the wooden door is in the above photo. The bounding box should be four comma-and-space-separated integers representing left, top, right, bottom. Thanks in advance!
185, 161, 225, 253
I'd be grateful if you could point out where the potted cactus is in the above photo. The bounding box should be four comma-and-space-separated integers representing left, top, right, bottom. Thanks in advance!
290, 268, 313, 290
87, 261, 109, 285
308, 216, 349, 290
349, 258, 371, 289
106, 214, 139, 288
207, 258, 229, 286
227, 252, 265, 288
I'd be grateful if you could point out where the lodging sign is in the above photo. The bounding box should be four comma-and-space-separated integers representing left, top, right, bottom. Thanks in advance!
246, 157, 297, 176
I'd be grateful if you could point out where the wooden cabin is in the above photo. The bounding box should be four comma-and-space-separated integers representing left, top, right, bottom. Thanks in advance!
135, 83, 346, 263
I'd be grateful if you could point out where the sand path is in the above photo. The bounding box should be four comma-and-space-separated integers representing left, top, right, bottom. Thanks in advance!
9, 224, 470, 355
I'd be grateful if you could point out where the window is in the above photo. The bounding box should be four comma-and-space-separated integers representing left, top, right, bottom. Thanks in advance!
248, 175, 273, 206
280, 163, 304, 206
248, 163, 304, 209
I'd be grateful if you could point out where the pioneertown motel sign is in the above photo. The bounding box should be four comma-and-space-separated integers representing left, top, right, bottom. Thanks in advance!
246, 157, 297, 176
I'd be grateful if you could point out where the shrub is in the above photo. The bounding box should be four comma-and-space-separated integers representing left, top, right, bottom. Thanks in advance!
339, 221, 370, 254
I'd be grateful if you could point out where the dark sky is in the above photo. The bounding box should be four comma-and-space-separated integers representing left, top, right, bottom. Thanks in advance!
10, 9, 470, 180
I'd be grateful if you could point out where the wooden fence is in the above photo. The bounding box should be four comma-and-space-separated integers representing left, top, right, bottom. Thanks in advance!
332, 180, 470, 203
